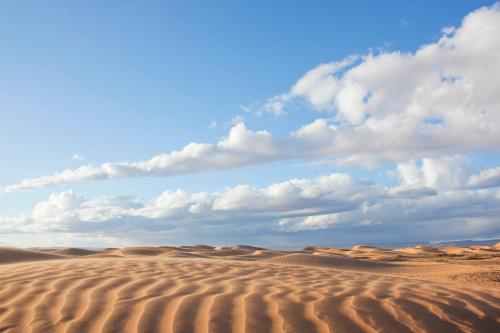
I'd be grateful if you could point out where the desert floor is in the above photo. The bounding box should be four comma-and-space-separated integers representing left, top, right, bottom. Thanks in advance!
0, 243, 499, 333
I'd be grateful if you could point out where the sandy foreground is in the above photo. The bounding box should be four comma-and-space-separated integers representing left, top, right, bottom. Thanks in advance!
0, 244, 499, 333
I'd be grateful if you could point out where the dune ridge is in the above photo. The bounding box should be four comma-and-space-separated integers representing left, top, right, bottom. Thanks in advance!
0, 244, 498, 332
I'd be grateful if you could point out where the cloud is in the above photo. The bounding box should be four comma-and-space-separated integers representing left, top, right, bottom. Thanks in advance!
396, 157, 500, 191
397, 156, 469, 190
285, 188, 500, 233
1, 172, 375, 233
208, 120, 218, 128
6, 165, 109, 192
241, 96, 290, 117
5, 123, 281, 192
290, 55, 361, 114
468, 167, 500, 189
261, 94, 293, 117
1, 190, 141, 233
72, 154, 86, 161
225, 115, 246, 127
5, 4, 500, 191
266, 4, 500, 160
2, 168, 499, 245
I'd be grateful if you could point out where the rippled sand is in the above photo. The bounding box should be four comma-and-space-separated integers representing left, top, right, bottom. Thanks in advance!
0, 244, 498, 332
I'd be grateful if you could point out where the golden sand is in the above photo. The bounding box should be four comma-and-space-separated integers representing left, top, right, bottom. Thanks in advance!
0, 244, 498, 332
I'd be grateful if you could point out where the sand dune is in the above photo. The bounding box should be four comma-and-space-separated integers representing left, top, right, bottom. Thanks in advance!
442, 246, 475, 255
0, 247, 67, 264
231, 245, 265, 251
393, 245, 443, 255
265, 253, 397, 271
179, 245, 214, 251
51, 248, 99, 256
0, 244, 498, 332
119, 247, 171, 256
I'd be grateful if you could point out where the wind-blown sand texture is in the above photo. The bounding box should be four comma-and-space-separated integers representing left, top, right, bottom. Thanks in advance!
0, 244, 499, 332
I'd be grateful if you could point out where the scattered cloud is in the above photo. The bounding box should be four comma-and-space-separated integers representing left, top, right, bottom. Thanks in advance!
208, 120, 218, 129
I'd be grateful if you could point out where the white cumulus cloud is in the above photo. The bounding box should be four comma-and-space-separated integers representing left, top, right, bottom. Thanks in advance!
266, 4, 500, 163
2, 165, 500, 242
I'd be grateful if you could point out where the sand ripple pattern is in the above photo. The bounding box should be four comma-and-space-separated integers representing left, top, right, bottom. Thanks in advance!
0, 258, 498, 333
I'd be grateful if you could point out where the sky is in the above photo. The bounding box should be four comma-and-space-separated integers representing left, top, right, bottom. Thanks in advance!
1, 0, 499, 248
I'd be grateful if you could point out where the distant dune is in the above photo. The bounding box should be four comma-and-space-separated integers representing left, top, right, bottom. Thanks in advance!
0, 244, 498, 332
51, 248, 99, 256
0, 247, 67, 264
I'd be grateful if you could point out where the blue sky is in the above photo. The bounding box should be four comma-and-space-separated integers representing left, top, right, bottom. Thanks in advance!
1, 1, 499, 247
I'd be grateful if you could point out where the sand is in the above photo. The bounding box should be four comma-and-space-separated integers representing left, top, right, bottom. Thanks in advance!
0, 244, 498, 332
